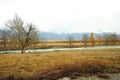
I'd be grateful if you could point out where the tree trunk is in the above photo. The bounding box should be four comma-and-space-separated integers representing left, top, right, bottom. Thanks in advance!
21, 46, 26, 54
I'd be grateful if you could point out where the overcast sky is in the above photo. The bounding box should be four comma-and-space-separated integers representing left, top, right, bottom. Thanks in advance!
0, 0, 120, 33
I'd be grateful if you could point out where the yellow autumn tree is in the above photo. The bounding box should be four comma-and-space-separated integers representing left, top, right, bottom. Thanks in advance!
90, 32, 95, 46
97, 35, 102, 45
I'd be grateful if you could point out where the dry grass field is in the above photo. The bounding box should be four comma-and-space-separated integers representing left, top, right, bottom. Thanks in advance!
0, 49, 120, 80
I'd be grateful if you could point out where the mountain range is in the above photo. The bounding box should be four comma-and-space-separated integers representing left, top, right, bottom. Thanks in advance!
39, 32, 114, 40
0, 30, 118, 40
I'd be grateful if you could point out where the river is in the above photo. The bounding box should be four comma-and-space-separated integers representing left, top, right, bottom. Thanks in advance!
0, 46, 120, 53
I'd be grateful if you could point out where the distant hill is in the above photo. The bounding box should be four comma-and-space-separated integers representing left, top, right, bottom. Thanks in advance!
0, 30, 118, 40
39, 32, 114, 40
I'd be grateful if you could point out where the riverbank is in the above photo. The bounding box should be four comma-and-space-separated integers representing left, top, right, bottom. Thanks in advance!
0, 45, 120, 53
0, 49, 120, 79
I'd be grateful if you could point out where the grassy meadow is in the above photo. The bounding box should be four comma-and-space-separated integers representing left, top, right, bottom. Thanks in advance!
0, 49, 120, 79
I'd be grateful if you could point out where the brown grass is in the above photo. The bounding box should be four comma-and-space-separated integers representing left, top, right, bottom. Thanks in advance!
0, 49, 120, 79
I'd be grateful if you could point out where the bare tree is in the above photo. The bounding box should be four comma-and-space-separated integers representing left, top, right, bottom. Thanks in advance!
30, 29, 39, 49
103, 33, 118, 45
9, 33, 19, 50
82, 34, 89, 47
1, 30, 10, 50
102, 34, 110, 45
68, 36, 74, 47
6, 15, 38, 53
109, 33, 118, 45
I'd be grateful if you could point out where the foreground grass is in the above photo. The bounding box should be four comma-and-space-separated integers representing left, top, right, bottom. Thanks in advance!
0, 49, 120, 80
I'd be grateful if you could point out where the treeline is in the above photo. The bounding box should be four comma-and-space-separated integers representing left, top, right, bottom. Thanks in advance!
80, 32, 119, 47
67, 32, 120, 47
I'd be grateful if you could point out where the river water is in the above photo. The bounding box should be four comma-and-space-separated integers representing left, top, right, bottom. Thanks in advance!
0, 46, 120, 53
